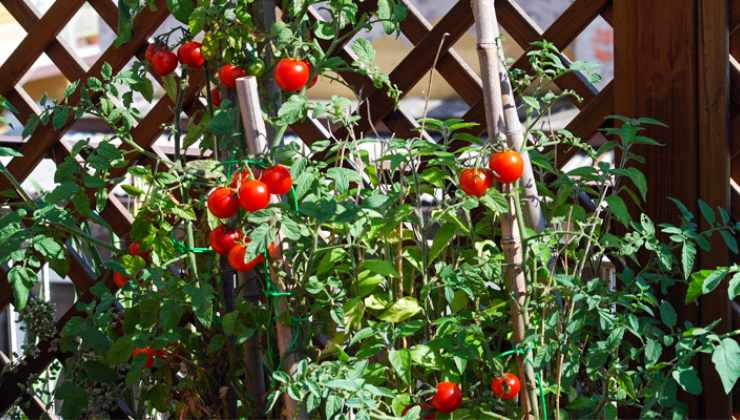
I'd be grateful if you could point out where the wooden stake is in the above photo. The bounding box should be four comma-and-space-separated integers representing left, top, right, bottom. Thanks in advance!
235, 76, 303, 420
471, 1, 540, 418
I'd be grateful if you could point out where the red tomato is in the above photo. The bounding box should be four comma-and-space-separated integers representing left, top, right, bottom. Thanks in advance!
230, 168, 262, 188
491, 373, 521, 401
132, 347, 156, 369
227, 244, 264, 272
151, 50, 178, 76
177, 41, 204, 68
208, 187, 239, 218
219, 64, 246, 88
261, 165, 293, 195
489, 150, 524, 184
238, 179, 270, 212
210, 88, 221, 107
113, 271, 129, 288
128, 241, 150, 261
145, 43, 161, 64
430, 381, 462, 413
274, 58, 311, 92
208, 225, 242, 255
458, 168, 493, 197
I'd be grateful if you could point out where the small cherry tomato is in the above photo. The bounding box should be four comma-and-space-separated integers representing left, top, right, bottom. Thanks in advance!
261, 165, 292, 195
219, 64, 246, 88
145, 43, 161, 64
491, 373, 521, 401
132, 347, 157, 369
209, 225, 242, 255
113, 271, 129, 289
274, 58, 311, 92
238, 179, 270, 212
458, 168, 493, 197
489, 150, 524, 184
246, 59, 265, 77
430, 381, 462, 413
210, 88, 221, 107
177, 41, 205, 68
151, 50, 178, 76
227, 244, 263, 272
208, 187, 239, 218
128, 241, 150, 261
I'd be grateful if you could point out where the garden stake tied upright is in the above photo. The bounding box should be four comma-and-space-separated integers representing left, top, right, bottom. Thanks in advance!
235, 76, 303, 420
472, 0, 541, 418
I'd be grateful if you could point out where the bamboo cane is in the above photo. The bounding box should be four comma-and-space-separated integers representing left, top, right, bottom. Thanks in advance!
235, 76, 303, 420
471, 1, 540, 418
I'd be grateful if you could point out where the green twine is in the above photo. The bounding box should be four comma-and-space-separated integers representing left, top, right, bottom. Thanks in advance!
173, 239, 213, 254
494, 346, 548, 420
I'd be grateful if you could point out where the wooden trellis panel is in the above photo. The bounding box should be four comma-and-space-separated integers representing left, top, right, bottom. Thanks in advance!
0, 0, 732, 416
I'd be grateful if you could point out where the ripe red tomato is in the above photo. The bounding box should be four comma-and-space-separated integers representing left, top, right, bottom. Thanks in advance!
113, 271, 129, 288
238, 179, 270, 212
274, 58, 311, 92
208, 187, 239, 218
177, 41, 204, 68
128, 241, 150, 261
209, 225, 242, 255
430, 381, 462, 413
132, 347, 156, 369
458, 168, 493, 197
219, 64, 246, 88
227, 244, 263, 272
489, 150, 524, 184
211, 88, 221, 107
145, 43, 161, 64
261, 165, 293, 195
491, 373, 521, 401
151, 50, 178, 76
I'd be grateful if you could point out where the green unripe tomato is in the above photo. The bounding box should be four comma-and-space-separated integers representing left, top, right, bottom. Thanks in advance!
246, 59, 265, 77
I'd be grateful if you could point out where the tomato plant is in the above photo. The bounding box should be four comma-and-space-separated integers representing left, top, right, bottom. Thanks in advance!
3, 3, 738, 420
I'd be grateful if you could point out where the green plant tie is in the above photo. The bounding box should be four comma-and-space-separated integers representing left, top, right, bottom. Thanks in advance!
495, 346, 548, 420
173, 239, 213, 254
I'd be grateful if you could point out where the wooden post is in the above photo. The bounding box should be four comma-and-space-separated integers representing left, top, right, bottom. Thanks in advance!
235, 76, 303, 420
614, 0, 731, 417
471, 1, 540, 418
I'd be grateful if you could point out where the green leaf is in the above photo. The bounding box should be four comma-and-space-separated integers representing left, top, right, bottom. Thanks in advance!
711, 338, 740, 394
720, 229, 738, 254
681, 240, 696, 280
106, 336, 135, 364
8, 266, 35, 309
388, 349, 412, 385
645, 339, 662, 363
606, 195, 631, 226
378, 297, 422, 323
728, 272, 740, 300
686, 269, 727, 302
114, 0, 136, 47
361, 259, 399, 278
430, 223, 456, 263
326, 167, 362, 194
166, 0, 195, 23
222, 312, 239, 336
698, 199, 715, 225
672, 366, 703, 395
0, 147, 22, 157
659, 300, 677, 328
33, 235, 64, 260
277, 94, 308, 125
185, 284, 213, 327
56, 381, 88, 418
207, 334, 226, 354
351, 38, 376, 63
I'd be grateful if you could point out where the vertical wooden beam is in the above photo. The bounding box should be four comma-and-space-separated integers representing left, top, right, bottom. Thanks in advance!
615, 0, 731, 417
697, 1, 732, 418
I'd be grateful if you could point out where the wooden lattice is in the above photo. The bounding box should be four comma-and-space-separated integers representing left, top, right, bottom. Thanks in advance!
0, 0, 734, 416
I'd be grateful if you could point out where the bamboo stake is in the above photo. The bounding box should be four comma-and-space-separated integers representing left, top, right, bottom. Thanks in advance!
471, 1, 540, 418
236, 76, 303, 420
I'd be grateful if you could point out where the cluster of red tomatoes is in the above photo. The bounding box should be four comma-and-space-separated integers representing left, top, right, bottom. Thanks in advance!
408, 375, 521, 417
145, 40, 205, 76
459, 150, 524, 197
207, 165, 292, 272
112, 241, 150, 288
